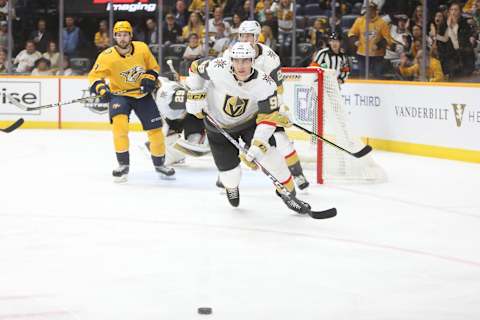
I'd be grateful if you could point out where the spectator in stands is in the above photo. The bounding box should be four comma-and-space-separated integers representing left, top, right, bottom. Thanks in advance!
0, 0, 15, 21
256, 0, 272, 23
271, 0, 294, 62
410, 5, 424, 29
132, 18, 146, 42
0, 49, 8, 73
0, 20, 7, 50
180, 32, 204, 74
163, 13, 182, 44
145, 18, 158, 46
308, 17, 329, 50
236, 0, 253, 20
29, 19, 52, 53
183, 33, 204, 60
398, 47, 444, 82
411, 25, 422, 56
263, 9, 278, 40
63, 16, 85, 58
94, 20, 110, 52
14, 40, 42, 73
210, 22, 230, 56
385, 14, 413, 69
230, 13, 243, 41
182, 12, 205, 42
436, 1, 476, 78
467, 1, 480, 35
55, 55, 75, 76
174, 0, 189, 29
188, 0, 214, 14
258, 25, 276, 48
31, 57, 53, 76
42, 41, 60, 68
348, 1, 393, 78
208, 6, 231, 37
463, 0, 477, 13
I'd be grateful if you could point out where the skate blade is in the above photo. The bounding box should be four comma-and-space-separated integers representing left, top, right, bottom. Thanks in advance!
159, 173, 176, 180
114, 175, 128, 183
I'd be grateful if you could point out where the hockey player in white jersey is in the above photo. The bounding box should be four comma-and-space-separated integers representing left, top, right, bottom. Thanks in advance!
145, 73, 209, 165
185, 42, 312, 214
224, 20, 310, 190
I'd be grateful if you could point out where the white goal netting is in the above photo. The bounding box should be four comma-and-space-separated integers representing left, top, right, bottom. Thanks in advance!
282, 67, 387, 184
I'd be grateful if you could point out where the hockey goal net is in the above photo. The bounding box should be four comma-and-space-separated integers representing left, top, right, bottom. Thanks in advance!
281, 67, 387, 184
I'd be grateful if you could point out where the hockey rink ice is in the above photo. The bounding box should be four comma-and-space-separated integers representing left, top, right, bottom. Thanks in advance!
1, 129, 479, 320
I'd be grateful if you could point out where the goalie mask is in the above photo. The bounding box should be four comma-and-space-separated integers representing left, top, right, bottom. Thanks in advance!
238, 20, 261, 44
230, 42, 256, 79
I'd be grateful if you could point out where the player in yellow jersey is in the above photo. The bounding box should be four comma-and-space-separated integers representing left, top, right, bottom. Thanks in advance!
88, 21, 175, 182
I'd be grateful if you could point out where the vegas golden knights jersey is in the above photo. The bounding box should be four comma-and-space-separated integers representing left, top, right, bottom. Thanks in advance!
187, 57, 278, 131
88, 41, 160, 99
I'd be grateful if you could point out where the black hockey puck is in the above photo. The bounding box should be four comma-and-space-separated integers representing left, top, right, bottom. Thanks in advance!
198, 307, 212, 315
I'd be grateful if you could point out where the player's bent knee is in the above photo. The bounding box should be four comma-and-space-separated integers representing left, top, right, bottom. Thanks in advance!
258, 147, 290, 183
112, 114, 129, 152
147, 128, 166, 157
219, 165, 242, 189
274, 131, 294, 154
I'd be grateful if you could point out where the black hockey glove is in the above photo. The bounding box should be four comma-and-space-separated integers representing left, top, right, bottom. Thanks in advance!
91, 81, 111, 103
140, 70, 157, 94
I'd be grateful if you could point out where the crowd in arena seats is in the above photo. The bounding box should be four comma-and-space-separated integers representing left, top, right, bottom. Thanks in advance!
0, 0, 478, 81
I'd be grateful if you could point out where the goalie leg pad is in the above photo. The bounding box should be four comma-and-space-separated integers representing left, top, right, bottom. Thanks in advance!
112, 114, 129, 153
174, 139, 211, 157
165, 133, 186, 165
147, 128, 166, 157
218, 165, 242, 189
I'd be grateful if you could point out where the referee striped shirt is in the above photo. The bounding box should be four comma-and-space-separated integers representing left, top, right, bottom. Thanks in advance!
312, 48, 350, 83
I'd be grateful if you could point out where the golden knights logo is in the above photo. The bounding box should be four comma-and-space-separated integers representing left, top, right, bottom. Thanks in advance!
451, 103, 466, 127
223, 95, 249, 117
120, 66, 145, 83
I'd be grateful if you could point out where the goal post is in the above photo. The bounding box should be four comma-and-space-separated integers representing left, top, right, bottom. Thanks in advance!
281, 67, 387, 184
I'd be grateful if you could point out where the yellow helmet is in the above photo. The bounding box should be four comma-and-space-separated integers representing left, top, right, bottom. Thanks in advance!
113, 21, 132, 35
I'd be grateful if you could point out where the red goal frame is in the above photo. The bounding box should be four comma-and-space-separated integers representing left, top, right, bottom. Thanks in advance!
281, 67, 324, 184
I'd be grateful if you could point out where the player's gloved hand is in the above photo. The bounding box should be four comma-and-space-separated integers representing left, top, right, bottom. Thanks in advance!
240, 139, 268, 170
91, 81, 111, 103
186, 90, 207, 119
140, 71, 157, 94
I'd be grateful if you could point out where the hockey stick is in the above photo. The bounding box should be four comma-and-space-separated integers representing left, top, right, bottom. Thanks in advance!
0, 118, 24, 133
292, 123, 372, 158
8, 87, 143, 112
205, 113, 336, 220
166, 59, 180, 81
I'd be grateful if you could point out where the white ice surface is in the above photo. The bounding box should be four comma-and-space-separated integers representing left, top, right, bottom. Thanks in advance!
0, 130, 479, 320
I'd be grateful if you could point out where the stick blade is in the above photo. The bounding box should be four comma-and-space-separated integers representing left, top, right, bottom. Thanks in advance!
309, 207, 337, 219
352, 145, 373, 158
1, 118, 24, 133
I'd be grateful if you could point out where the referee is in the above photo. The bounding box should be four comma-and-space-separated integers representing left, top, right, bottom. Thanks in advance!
311, 32, 350, 84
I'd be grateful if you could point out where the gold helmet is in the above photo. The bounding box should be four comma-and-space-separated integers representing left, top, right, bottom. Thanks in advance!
113, 21, 132, 35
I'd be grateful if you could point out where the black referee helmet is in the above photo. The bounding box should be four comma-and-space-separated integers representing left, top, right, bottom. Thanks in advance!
328, 32, 341, 41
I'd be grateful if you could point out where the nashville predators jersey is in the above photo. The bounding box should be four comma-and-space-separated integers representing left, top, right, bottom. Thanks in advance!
187, 57, 278, 131
88, 41, 160, 99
